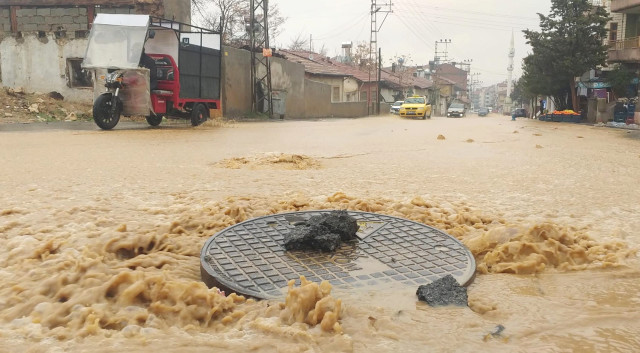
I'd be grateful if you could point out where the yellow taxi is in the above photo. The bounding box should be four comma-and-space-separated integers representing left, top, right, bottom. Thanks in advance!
399, 95, 432, 119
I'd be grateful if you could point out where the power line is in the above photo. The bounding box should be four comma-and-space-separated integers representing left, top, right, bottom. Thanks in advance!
313, 12, 370, 41
393, 8, 538, 30
393, 1, 540, 22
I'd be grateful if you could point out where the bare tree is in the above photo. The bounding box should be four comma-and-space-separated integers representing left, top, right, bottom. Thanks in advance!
288, 33, 308, 51
192, 0, 286, 47
318, 43, 328, 57
352, 41, 372, 69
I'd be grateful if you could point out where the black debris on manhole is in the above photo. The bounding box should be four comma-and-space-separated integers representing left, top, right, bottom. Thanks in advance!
283, 210, 358, 252
416, 274, 468, 307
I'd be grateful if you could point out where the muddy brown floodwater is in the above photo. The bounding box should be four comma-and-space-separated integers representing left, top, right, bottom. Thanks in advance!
1, 115, 639, 352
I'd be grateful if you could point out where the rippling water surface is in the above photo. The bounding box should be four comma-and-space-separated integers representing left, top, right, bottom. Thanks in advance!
1, 116, 639, 352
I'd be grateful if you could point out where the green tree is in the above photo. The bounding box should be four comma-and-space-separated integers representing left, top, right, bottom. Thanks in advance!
523, 0, 609, 111
511, 77, 528, 106
605, 65, 637, 99
521, 51, 571, 109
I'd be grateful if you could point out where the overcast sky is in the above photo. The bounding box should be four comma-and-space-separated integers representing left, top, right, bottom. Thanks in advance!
273, 0, 552, 86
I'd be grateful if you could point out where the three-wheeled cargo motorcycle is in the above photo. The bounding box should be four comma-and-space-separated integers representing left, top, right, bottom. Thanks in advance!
83, 14, 222, 130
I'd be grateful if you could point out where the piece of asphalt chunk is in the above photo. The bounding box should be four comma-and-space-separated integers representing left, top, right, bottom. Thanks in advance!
283, 210, 358, 251
416, 274, 468, 307
306, 210, 358, 241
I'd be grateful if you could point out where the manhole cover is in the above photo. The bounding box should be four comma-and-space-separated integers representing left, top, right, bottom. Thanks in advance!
200, 211, 476, 299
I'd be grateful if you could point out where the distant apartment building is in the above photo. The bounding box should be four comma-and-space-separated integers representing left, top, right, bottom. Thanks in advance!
473, 84, 502, 110
607, 0, 640, 69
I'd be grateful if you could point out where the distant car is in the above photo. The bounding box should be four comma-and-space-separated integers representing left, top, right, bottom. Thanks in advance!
399, 96, 431, 119
478, 108, 489, 117
513, 108, 528, 118
447, 102, 466, 117
390, 101, 404, 115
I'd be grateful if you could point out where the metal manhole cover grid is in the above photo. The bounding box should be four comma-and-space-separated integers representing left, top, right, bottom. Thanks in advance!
201, 211, 475, 299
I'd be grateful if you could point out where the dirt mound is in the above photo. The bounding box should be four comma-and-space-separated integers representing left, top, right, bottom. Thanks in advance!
0, 87, 93, 124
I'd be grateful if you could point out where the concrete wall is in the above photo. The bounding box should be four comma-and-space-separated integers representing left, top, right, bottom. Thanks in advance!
305, 76, 359, 102
0, 33, 93, 102
303, 79, 367, 118
221, 46, 252, 117
222, 46, 366, 119
162, 0, 191, 23
222, 46, 306, 118
12, 7, 90, 37
304, 79, 332, 118
0, 8, 10, 32
95, 7, 134, 15
330, 102, 368, 118
380, 102, 391, 114
264, 56, 305, 118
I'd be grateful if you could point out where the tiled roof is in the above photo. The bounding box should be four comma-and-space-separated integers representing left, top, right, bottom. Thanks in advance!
279, 49, 434, 89
280, 50, 355, 77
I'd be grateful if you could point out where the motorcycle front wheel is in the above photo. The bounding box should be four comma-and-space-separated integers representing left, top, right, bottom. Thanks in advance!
146, 114, 163, 126
93, 93, 122, 130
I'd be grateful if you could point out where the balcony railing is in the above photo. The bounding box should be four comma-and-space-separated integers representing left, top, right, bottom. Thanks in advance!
611, 0, 640, 13
609, 37, 640, 50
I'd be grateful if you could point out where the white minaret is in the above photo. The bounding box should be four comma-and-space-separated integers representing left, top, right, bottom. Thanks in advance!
505, 31, 515, 113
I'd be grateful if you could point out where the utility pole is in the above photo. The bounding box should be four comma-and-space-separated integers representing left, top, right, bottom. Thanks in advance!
249, 0, 273, 118
470, 72, 481, 109
378, 47, 382, 114
454, 59, 472, 101
368, 0, 392, 115
434, 39, 451, 66
432, 39, 451, 116
505, 31, 515, 114
455, 59, 472, 72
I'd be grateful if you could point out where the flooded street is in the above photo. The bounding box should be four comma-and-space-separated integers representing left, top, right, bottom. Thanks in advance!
1, 115, 639, 352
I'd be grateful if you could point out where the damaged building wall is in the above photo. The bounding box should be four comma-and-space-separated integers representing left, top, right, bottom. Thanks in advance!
1, 34, 93, 102
0, 0, 190, 102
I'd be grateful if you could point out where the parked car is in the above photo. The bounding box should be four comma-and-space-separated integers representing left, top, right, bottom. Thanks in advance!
399, 96, 431, 119
390, 101, 404, 115
512, 108, 528, 118
478, 107, 489, 117
447, 102, 466, 117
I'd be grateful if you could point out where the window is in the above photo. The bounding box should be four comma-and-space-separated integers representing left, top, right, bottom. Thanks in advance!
360, 91, 368, 101
610, 22, 618, 42
405, 97, 425, 104
66, 58, 93, 88
332, 86, 340, 102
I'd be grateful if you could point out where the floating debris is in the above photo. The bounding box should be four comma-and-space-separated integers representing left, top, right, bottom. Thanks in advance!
483, 324, 508, 342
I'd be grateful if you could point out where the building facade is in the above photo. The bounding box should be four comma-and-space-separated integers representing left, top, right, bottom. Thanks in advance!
0, 0, 190, 102
607, 0, 640, 69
